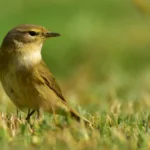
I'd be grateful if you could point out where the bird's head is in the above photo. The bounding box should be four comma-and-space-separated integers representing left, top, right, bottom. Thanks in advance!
0, 24, 60, 67
1, 24, 60, 51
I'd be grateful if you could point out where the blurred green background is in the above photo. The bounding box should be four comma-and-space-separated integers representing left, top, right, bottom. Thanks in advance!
1, 0, 150, 113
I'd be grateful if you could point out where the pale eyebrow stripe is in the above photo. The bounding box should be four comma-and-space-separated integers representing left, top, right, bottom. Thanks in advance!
16, 30, 40, 35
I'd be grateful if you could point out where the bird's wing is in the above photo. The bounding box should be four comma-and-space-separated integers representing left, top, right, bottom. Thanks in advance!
32, 61, 66, 102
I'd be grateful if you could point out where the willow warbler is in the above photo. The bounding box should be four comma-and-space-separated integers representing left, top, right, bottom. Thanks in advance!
0, 24, 90, 125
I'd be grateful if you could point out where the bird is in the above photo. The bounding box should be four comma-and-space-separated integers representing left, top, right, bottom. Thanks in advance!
0, 24, 91, 125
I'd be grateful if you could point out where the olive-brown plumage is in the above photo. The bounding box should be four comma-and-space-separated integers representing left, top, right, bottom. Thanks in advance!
0, 24, 90, 125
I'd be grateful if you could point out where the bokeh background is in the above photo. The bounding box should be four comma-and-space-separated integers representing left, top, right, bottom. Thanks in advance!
1, 0, 150, 115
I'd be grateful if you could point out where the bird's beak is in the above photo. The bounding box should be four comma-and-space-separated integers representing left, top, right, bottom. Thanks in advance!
45, 32, 61, 38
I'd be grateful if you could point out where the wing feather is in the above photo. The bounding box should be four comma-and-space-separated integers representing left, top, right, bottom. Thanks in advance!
32, 61, 66, 102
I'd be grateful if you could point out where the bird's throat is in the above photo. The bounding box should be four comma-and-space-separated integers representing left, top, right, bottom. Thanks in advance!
15, 45, 42, 69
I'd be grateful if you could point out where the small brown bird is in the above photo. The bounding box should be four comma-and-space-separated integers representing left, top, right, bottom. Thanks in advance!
0, 24, 90, 125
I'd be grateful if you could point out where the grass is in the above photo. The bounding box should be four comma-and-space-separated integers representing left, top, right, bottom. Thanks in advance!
0, 91, 150, 150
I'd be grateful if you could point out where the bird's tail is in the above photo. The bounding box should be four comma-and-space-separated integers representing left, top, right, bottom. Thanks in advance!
69, 108, 92, 126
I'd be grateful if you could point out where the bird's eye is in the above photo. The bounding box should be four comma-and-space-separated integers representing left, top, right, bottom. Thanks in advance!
28, 31, 38, 36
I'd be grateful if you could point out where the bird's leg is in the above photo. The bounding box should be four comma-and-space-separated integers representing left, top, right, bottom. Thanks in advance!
36, 109, 41, 120
16, 108, 19, 117
27, 109, 31, 119
26, 109, 36, 122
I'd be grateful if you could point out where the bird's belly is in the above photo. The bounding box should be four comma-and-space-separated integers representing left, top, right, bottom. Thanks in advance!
1, 71, 39, 110
1, 68, 69, 115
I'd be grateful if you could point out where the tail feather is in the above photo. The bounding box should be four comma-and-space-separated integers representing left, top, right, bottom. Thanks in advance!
70, 108, 92, 126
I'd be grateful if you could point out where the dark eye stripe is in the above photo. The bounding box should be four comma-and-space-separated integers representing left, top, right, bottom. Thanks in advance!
28, 31, 39, 36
